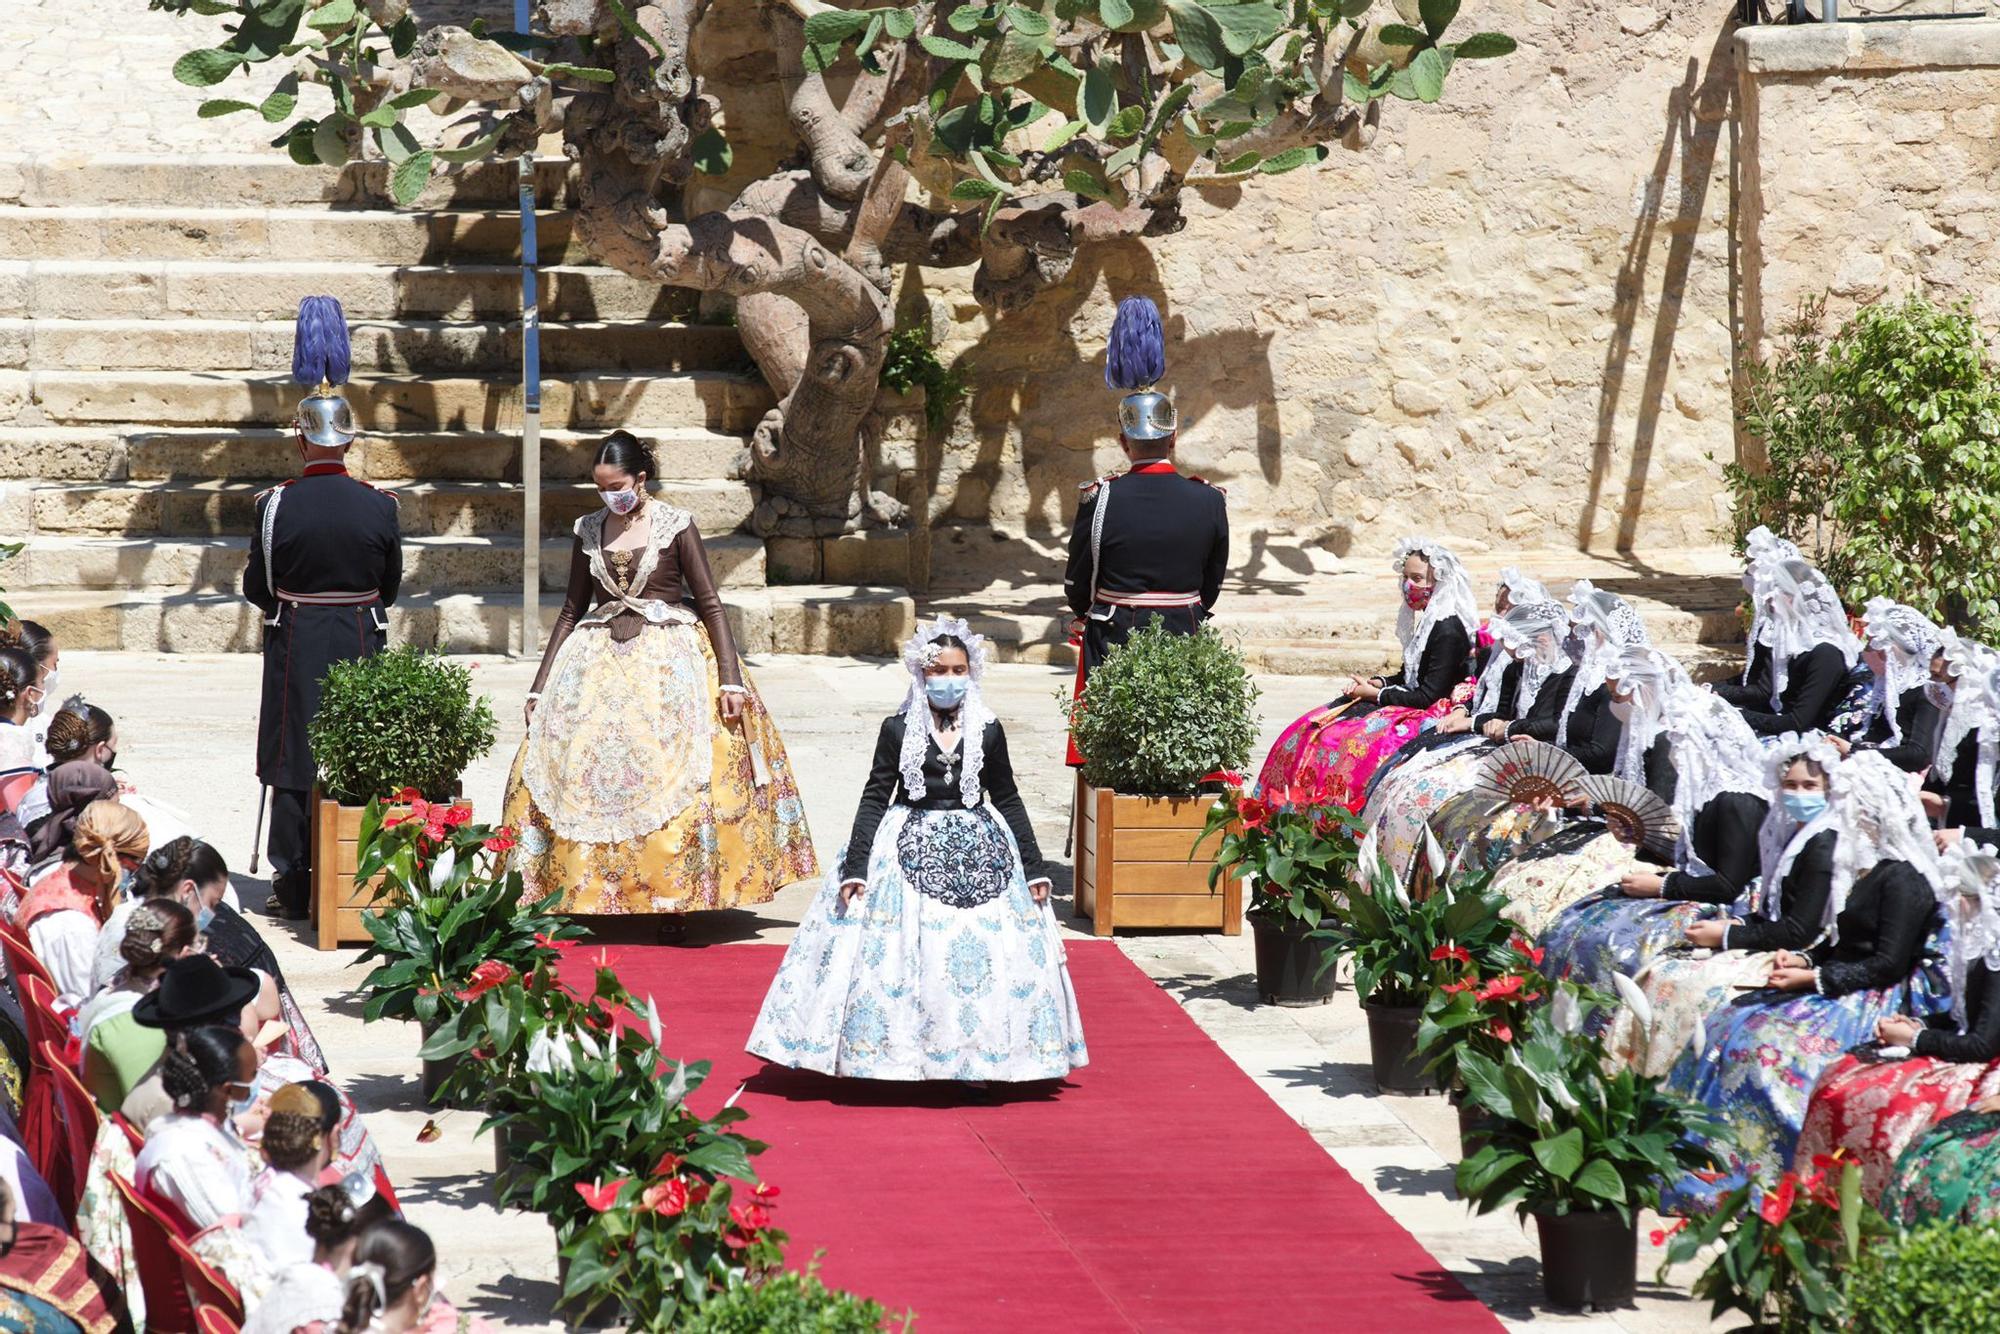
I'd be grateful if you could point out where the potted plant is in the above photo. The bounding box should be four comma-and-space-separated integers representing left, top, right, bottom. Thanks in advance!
1196, 786, 1364, 1005
306, 646, 496, 948
1314, 852, 1511, 1094
1061, 622, 1259, 935
1416, 931, 1555, 1156
680, 1267, 907, 1334
351, 795, 582, 1106
1661, 1151, 1892, 1332
1455, 993, 1728, 1312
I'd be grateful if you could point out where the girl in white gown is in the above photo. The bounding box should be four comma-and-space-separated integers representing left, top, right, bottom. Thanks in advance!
748, 617, 1088, 1083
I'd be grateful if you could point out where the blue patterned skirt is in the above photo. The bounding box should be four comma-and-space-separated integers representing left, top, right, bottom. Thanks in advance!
746, 804, 1088, 1082
1539, 891, 1725, 1006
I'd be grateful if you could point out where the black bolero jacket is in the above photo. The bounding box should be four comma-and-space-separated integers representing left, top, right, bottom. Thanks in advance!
1930, 730, 1988, 832
1470, 660, 1523, 732
1806, 859, 1938, 999
1854, 685, 1942, 775
1375, 617, 1472, 710
1916, 961, 2000, 1063
840, 713, 1048, 885
1500, 666, 1578, 743
1726, 829, 1837, 954
1741, 643, 1850, 737
1662, 792, 1770, 905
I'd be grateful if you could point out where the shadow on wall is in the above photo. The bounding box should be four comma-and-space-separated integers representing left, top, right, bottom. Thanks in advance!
1579, 25, 1740, 563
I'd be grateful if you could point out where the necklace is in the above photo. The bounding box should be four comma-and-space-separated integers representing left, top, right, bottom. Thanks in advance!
930, 706, 962, 785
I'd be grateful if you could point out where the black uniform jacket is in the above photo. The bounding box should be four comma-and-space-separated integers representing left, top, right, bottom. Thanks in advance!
1064, 462, 1229, 673
841, 713, 1048, 885
244, 462, 402, 791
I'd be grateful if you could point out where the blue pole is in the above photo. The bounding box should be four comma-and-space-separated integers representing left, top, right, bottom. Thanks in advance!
516, 0, 543, 657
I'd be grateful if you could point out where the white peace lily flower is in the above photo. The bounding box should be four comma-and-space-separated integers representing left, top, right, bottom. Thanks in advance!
1690, 1013, 1708, 1060
1611, 971, 1653, 1029
1546, 1078, 1580, 1112
1550, 989, 1584, 1037
1355, 824, 1380, 880
525, 1029, 573, 1076
1423, 824, 1447, 879
428, 846, 456, 893
644, 994, 662, 1051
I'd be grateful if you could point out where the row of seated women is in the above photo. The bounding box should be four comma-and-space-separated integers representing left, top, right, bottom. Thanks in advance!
1257, 529, 2000, 1220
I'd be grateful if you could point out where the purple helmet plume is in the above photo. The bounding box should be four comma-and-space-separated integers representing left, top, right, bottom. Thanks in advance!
1104, 295, 1165, 392
292, 295, 351, 389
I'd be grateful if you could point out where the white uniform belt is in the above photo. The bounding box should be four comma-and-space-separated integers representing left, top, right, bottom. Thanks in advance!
276, 588, 380, 606
1094, 589, 1201, 609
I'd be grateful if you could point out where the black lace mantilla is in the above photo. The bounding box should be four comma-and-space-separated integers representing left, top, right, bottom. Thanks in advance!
897, 809, 1012, 909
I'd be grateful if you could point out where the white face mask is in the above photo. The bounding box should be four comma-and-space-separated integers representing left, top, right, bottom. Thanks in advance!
38, 668, 58, 706
1609, 697, 1635, 722
600, 487, 642, 516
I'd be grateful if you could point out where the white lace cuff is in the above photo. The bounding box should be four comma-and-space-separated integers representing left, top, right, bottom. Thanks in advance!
719, 684, 748, 695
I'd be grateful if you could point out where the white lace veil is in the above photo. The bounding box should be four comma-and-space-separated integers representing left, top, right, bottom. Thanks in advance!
1739, 525, 1802, 686
1470, 570, 1553, 715
1556, 584, 1649, 746
1942, 840, 2000, 1030
1861, 597, 1944, 745
1933, 632, 2000, 828
1763, 559, 1862, 708
1477, 600, 1570, 718
897, 615, 993, 808
1753, 733, 1845, 921
1821, 750, 1944, 944
1496, 566, 1550, 609
1390, 536, 1478, 689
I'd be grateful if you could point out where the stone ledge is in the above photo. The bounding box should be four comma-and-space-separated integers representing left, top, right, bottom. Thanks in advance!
1738, 18, 2000, 75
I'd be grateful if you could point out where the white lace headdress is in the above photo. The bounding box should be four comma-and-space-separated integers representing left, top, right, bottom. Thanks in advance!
1753, 733, 1845, 921
1761, 558, 1861, 709
1933, 632, 2000, 827
1469, 572, 1555, 716
1821, 750, 1943, 943
897, 615, 993, 808
1495, 566, 1550, 609
1555, 583, 1649, 746
1739, 525, 1802, 686
1389, 536, 1478, 689
1941, 840, 2000, 1030
1861, 597, 1944, 745
1475, 599, 1570, 719
1607, 646, 1769, 875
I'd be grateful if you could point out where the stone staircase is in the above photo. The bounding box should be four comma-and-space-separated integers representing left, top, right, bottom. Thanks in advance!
0, 155, 916, 656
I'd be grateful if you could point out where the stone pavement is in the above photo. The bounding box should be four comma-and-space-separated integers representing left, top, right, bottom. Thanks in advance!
70, 647, 1721, 1331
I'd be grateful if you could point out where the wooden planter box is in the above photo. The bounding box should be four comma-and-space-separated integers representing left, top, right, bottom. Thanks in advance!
309, 788, 414, 952
1073, 782, 1242, 936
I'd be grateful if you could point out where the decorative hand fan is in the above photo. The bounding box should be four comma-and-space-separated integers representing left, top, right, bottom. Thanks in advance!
1578, 774, 1681, 857
1467, 741, 1588, 810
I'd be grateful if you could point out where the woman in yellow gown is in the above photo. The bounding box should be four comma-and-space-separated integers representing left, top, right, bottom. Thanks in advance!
502, 432, 816, 935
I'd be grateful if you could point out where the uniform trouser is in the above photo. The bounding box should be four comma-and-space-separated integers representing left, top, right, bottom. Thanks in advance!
267, 786, 312, 913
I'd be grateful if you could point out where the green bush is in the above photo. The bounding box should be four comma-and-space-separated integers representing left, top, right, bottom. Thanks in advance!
1729, 292, 2000, 635
681, 1268, 908, 1333
306, 646, 496, 804
1062, 622, 1258, 797
1850, 1222, 2000, 1333
880, 323, 968, 436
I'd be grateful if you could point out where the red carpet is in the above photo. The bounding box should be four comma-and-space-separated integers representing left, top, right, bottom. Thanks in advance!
561, 941, 1498, 1333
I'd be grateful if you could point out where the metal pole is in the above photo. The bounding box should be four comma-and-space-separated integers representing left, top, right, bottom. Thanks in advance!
516, 0, 542, 659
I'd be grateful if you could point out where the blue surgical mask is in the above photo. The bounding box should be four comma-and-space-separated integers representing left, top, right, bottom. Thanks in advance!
1782, 791, 1828, 823
196, 904, 216, 933
228, 1083, 259, 1123
924, 676, 968, 710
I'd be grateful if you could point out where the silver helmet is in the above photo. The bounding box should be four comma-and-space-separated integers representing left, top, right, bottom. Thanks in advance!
296, 388, 357, 448
1118, 390, 1176, 442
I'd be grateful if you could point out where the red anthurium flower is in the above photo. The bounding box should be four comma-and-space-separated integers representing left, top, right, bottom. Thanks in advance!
444, 803, 472, 827
1648, 1218, 1687, 1246
642, 1180, 688, 1217
454, 959, 515, 1001
408, 797, 433, 822
483, 827, 519, 854
1758, 1174, 1798, 1227
1440, 980, 1472, 995
1486, 1021, 1514, 1043
687, 1182, 712, 1205
731, 1203, 774, 1232
395, 787, 421, 804
424, 818, 448, 841
651, 1152, 683, 1178
1237, 796, 1272, 831
1509, 936, 1545, 966
576, 1179, 628, 1213
1475, 975, 1526, 1003
1430, 944, 1472, 964
722, 1230, 754, 1250
751, 1183, 780, 1204
383, 815, 405, 828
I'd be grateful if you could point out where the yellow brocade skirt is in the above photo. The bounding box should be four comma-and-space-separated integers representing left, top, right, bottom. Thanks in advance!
501, 618, 817, 914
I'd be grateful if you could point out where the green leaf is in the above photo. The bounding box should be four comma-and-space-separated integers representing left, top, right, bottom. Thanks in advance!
884, 8, 919, 39
1080, 64, 1116, 131
260, 73, 302, 123
690, 127, 733, 176
172, 48, 244, 88
375, 120, 421, 163
1419, 0, 1460, 37
920, 34, 982, 61
1207, 1, 1285, 57
390, 150, 434, 206
1531, 1127, 1585, 1182
359, 106, 400, 128
1063, 168, 1111, 200
1103, 140, 1143, 177
1165, 0, 1227, 70
1005, 5, 1052, 34
988, 29, 1047, 85
949, 177, 1006, 200
803, 9, 872, 46
1258, 144, 1327, 174
1099, 0, 1136, 27
1407, 46, 1447, 103
198, 99, 257, 119
307, 0, 358, 31
1453, 32, 1516, 59
436, 129, 505, 164
1377, 23, 1427, 47
312, 117, 352, 168
541, 63, 617, 83
1571, 1158, 1626, 1203
1104, 103, 1146, 139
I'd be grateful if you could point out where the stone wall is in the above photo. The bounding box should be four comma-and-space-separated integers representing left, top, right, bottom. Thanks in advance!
1736, 22, 2000, 361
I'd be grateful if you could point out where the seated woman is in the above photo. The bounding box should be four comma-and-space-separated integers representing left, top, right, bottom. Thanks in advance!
0, 1177, 119, 1334
748, 618, 1087, 1084
1540, 647, 1770, 993
1257, 537, 1477, 812
1363, 599, 1576, 877
1829, 598, 1944, 772
41, 699, 205, 872
1659, 752, 1946, 1213
241, 1183, 370, 1334
0, 647, 48, 898
336, 1217, 490, 1334
14, 800, 147, 1005
1795, 840, 2000, 1202
1730, 558, 1860, 737
133, 1024, 259, 1231
79, 900, 195, 1105
228, 1083, 342, 1307
1607, 737, 1843, 1076
1713, 526, 1798, 713
1924, 631, 1998, 835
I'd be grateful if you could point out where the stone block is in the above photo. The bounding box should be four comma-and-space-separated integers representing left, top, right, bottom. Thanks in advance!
765, 537, 819, 584
821, 530, 915, 587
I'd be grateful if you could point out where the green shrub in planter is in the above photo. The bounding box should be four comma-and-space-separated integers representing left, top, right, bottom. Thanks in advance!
1850, 1221, 2000, 1332
681, 1267, 910, 1333
1061, 622, 1258, 797
307, 646, 497, 804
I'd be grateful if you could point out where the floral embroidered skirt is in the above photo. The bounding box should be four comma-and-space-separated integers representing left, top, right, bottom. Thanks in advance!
1256, 700, 1445, 813
1658, 977, 1945, 1214
747, 806, 1088, 1082
1604, 948, 1784, 1079
1491, 831, 1644, 938
1879, 1107, 2000, 1226
503, 621, 816, 914
1794, 1052, 2000, 1203
1538, 891, 1721, 1007
1360, 738, 1493, 878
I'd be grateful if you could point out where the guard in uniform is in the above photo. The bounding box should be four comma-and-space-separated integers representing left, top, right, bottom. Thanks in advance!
1063, 296, 1229, 765
245, 297, 402, 918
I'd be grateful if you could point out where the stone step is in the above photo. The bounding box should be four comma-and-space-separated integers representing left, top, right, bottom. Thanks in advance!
5, 371, 771, 434
0, 206, 586, 265
5, 532, 765, 595
0, 156, 575, 211
22, 478, 755, 540
19, 583, 916, 657
0, 260, 696, 323
0, 425, 748, 484
0, 318, 748, 375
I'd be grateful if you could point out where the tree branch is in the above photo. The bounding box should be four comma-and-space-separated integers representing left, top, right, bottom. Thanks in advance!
768, 8, 878, 202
